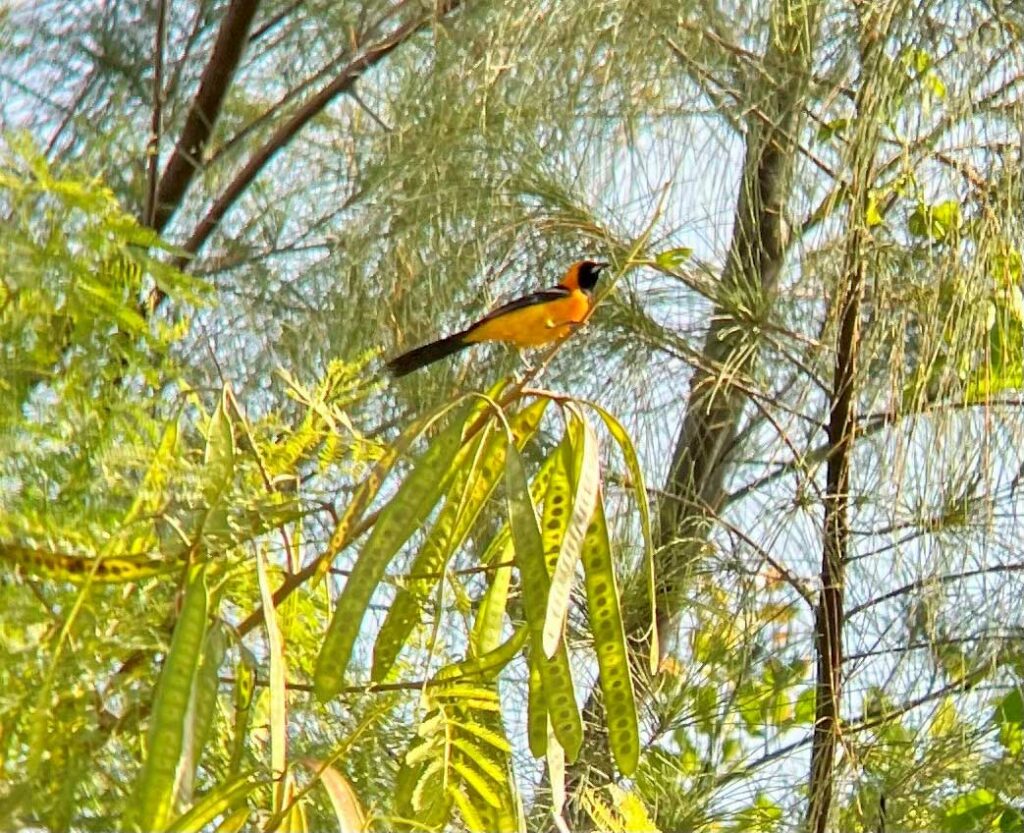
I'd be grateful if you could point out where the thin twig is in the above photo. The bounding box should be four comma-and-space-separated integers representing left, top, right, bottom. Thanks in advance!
144, 0, 167, 227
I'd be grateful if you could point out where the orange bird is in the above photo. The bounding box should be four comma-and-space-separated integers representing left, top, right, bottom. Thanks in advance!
386, 259, 608, 377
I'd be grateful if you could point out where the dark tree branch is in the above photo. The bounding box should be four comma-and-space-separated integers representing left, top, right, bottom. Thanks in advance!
179, 4, 459, 260
806, 5, 891, 830
151, 0, 261, 233
144, 0, 168, 227
142, 0, 462, 315
650, 0, 820, 653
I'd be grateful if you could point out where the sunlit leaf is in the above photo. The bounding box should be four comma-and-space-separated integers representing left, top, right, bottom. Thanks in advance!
166, 772, 261, 833
302, 760, 368, 833
942, 789, 997, 833
257, 551, 288, 811
654, 247, 693, 270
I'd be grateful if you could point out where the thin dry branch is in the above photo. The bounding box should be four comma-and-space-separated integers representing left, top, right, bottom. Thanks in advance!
806, 3, 893, 828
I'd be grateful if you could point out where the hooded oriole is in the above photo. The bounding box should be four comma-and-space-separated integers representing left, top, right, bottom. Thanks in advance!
386, 259, 608, 377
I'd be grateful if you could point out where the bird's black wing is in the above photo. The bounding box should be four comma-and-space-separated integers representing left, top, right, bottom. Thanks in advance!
470, 286, 572, 326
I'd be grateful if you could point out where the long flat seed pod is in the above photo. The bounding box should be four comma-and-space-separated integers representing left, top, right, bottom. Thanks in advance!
543, 409, 600, 657
127, 564, 210, 831
526, 649, 548, 759
476, 449, 559, 568
314, 406, 467, 701
587, 401, 659, 673
505, 445, 582, 761
470, 538, 513, 656
582, 493, 639, 776
370, 425, 493, 680
372, 398, 550, 680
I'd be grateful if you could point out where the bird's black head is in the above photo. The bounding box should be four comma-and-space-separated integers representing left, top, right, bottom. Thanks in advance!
576, 260, 608, 291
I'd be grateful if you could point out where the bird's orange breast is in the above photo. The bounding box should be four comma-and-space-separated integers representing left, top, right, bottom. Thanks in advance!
464, 291, 592, 347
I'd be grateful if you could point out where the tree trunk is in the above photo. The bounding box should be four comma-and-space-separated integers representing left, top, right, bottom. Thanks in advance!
649, 0, 821, 654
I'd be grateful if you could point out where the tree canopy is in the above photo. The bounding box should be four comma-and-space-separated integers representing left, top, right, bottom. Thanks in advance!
2, 0, 1024, 830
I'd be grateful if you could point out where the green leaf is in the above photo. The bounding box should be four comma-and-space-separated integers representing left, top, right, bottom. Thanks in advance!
909, 200, 960, 242
302, 761, 368, 833
216, 808, 251, 833
654, 247, 693, 270
943, 789, 997, 833
203, 389, 235, 508
395, 758, 451, 829
165, 773, 261, 833
994, 687, 1024, 755
314, 405, 468, 700
435, 627, 529, 683
256, 551, 288, 812
794, 688, 816, 725
930, 695, 957, 739
451, 759, 501, 809
865, 194, 884, 227
127, 564, 210, 832
121, 414, 180, 529
1000, 808, 1024, 833
544, 409, 600, 657
816, 117, 849, 142
450, 719, 513, 755
450, 785, 487, 833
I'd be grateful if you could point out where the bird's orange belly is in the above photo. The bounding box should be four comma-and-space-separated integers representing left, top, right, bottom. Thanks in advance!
465, 295, 590, 347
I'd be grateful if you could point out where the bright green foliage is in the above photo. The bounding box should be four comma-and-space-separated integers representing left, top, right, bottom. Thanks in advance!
394, 683, 521, 832
581, 784, 660, 833
9, 0, 1024, 828
0, 140, 197, 572
165, 773, 262, 833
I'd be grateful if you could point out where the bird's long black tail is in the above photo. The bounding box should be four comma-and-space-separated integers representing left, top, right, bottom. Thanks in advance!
385, 331, 473, 377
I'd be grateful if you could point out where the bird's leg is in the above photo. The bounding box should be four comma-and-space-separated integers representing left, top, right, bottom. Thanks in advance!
509, 347, 536, 382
